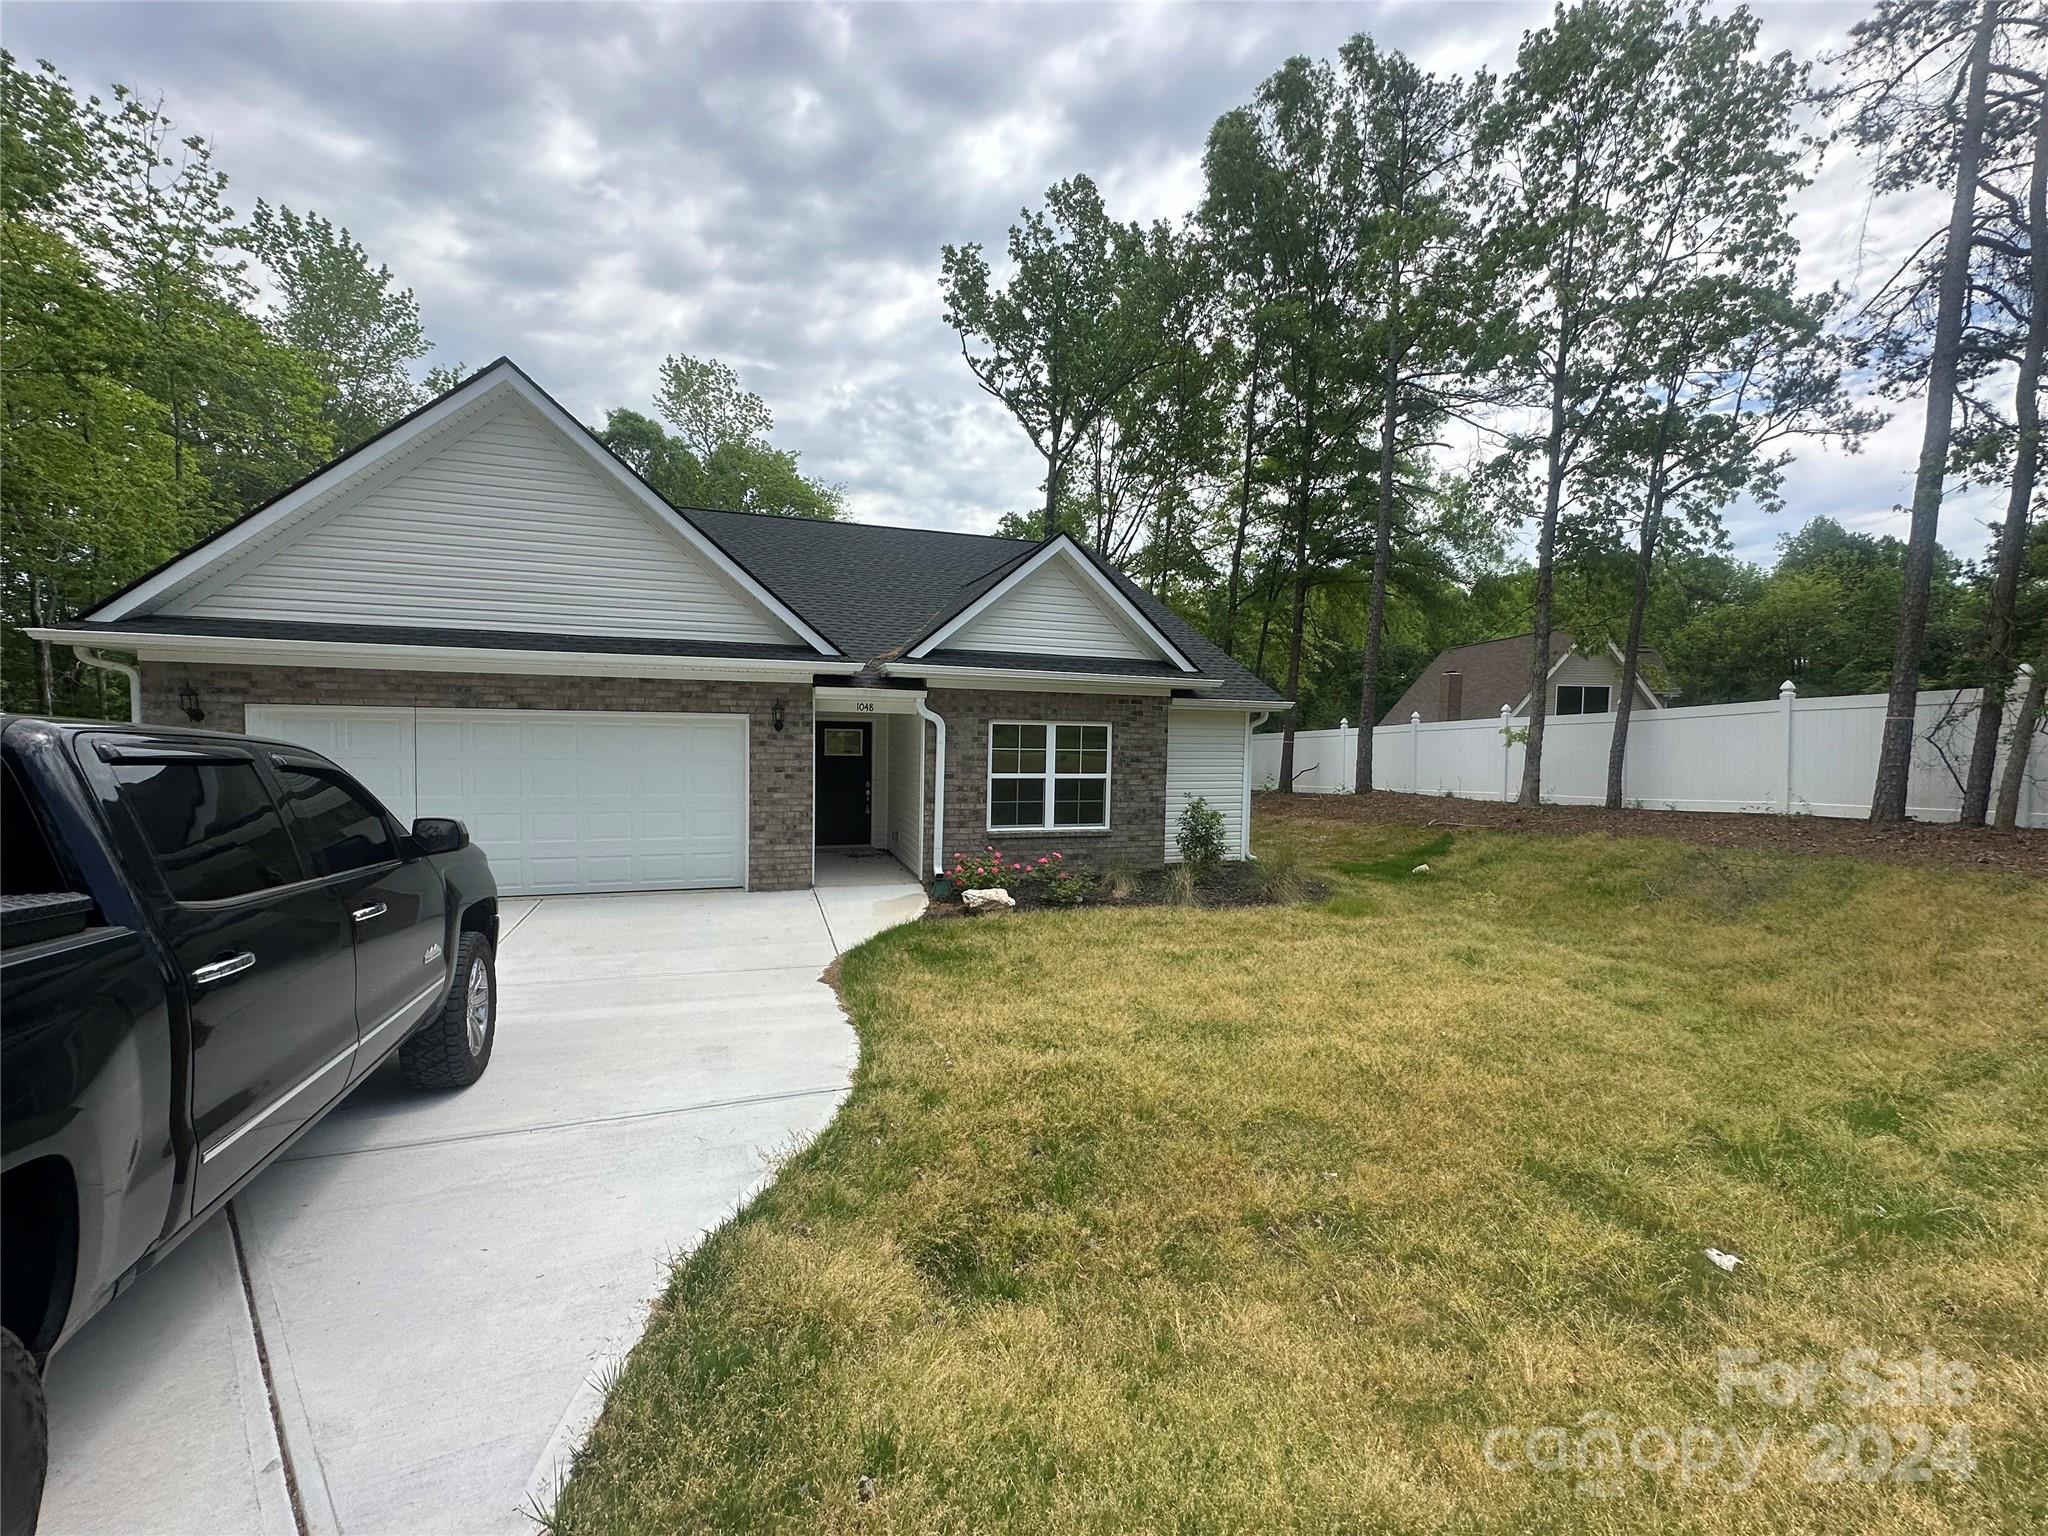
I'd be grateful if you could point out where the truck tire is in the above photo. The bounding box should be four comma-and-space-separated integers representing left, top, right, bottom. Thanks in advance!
2, 1327, 46, 1536
399, 931, 495, 1090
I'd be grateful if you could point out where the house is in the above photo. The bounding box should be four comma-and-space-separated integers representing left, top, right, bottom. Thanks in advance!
33, 358, 1285, 897
1380, 631, 1669, 726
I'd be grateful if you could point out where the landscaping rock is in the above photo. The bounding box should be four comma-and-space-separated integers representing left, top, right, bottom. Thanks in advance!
962, 888, 1017, 914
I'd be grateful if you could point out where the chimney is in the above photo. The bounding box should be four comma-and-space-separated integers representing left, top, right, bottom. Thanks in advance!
1439, 670, 1463, 720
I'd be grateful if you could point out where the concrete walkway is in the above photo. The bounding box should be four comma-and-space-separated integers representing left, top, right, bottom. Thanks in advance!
39, 851, 925, 1536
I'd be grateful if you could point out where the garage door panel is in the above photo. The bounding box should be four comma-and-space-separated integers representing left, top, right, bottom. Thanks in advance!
249, 706, 749, 894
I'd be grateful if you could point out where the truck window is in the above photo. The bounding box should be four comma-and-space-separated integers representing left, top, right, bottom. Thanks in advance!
1, 763, 65, 894
275, 767, 397, 876
113, 761, 304, 902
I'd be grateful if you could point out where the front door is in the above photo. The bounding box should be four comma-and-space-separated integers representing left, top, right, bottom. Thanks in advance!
816, 722, 871, 846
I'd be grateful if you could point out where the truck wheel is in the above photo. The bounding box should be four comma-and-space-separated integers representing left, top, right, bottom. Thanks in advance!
399, 931, 495, 1090
2, 1327, 46, 1536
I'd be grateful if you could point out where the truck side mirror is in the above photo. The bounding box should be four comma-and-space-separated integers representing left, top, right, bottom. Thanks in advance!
411, 817, 470, 855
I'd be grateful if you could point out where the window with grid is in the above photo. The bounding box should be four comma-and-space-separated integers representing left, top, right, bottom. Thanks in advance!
987, 722, 1110, 832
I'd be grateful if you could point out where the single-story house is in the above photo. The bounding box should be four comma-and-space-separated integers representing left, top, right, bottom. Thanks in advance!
34, 358, 1286, 896
1380, 631, 1670, 726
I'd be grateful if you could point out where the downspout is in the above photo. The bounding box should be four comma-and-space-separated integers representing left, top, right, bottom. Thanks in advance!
76, 648, 142, 724
914, 697, 946, 880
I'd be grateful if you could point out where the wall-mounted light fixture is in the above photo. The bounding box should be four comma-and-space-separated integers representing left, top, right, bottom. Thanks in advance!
771, 700, 786, 733
179, 684, 207, 723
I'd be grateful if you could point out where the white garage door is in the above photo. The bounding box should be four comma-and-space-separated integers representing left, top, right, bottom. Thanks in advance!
244, 705, 748, 895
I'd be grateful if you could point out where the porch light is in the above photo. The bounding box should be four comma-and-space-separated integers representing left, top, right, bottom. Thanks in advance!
772, 699, 785, 733
179, 684, 206, 723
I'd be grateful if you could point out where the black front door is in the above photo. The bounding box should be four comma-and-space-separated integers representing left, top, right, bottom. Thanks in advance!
816, 722, 872, 846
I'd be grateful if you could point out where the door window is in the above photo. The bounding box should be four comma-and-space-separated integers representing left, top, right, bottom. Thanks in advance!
114, 760, 304, 902
276, 766, 399, 876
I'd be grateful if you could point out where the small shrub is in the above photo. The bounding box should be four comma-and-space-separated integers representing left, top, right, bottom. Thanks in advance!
1254, 849, 1309, 904
1026, 855, 1094, 907
1176, 796, 1227, 874
1163, 863, 1199, 906
949, 847, 1029, 892
1101, 862, 1139, 900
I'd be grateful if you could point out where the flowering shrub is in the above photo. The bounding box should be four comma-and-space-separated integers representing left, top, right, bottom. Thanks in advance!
947, 847, 1091, 904
1027, 855, 1093, 906
949, 846, 1029, 891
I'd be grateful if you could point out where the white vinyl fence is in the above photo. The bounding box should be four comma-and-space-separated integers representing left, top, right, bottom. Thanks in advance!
1252, 672, 2046, 827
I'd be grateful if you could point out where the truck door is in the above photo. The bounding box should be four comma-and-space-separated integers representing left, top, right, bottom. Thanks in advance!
267, 756, 449, 1080
97, 743, 360, 1211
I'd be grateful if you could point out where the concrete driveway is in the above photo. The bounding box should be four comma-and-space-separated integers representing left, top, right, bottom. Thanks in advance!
39, 851, 925, 1536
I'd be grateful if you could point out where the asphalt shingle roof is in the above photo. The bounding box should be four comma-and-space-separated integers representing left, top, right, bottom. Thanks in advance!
683, 507, 1285, 704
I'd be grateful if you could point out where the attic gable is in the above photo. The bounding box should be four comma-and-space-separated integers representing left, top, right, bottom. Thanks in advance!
91, 359, 837, 654
911, 538, 1194, 670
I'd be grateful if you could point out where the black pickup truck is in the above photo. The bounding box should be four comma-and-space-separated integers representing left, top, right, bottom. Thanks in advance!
1, 715, 501, 1532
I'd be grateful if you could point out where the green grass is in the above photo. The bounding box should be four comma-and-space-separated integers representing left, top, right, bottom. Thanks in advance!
552, 817, 2048, 1534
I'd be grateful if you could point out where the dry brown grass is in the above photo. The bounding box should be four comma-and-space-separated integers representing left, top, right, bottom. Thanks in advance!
552, 817, 2048, 1535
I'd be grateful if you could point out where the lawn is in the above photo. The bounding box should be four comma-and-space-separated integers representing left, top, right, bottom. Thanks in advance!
552, 813, 2048, 1534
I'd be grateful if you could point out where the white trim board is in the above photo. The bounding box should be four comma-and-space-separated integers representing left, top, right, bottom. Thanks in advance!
33, 628, 858, 683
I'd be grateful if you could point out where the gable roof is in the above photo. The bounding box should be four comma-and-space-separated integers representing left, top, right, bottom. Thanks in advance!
680, 509, 1284, 703
65, 357, 1285, 706
1383, 631, 1667, 724
907, 535, 1197, 671
83, 358, 841, 656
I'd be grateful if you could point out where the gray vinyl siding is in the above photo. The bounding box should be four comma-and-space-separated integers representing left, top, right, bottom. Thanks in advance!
170, 398, 797, 645
1164, 708, 1250, 860
950, 559, 1156, 659
1548, 651, 1625, 713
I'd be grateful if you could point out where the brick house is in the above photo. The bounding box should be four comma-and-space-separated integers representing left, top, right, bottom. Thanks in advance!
36, 359, 1284, 894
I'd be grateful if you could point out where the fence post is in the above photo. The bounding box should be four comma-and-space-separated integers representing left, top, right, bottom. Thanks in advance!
1499, 705, 1513, 801
1779, 679, 1797, 813
1409, 711, 1421, 793
1340, 718, 1350, 792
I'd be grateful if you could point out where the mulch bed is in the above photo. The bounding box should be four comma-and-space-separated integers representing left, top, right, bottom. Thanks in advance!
923, 860, 1322, 920
1257, 790, 2048, 878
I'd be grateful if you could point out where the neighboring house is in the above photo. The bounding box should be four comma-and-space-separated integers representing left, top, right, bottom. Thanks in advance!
32, 359, 1285, 896
1380, 631, 1669, 726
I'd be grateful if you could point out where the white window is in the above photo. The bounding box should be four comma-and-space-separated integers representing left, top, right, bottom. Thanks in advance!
1556, 684, 1611, 716
987, 722, 1111, 832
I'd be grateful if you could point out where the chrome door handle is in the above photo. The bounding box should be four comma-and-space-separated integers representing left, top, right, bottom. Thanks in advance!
352, 903, 388, 923
192, 952, 255, 985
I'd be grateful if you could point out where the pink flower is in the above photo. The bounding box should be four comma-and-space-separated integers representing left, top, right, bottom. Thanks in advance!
1053, 851, 1063, 860
1037, 856, 1049, 865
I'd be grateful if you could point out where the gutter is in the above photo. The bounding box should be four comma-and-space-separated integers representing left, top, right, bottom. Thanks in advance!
914, 697, 946, 879
74, 648, 142, 723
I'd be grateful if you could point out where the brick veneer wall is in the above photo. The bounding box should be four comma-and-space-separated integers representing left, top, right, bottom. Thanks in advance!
927, 687, 1167, 871
137, 662, 815, 890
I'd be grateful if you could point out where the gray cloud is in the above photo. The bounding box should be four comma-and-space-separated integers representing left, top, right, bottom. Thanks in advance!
7, 0, 2000, 563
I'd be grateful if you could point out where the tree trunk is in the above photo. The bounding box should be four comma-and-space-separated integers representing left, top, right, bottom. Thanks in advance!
1993, 645, 2045, 830
1872, 0, 1999, 821
1276, 377, 1317, 795
1960, 88, 2045, 823
1356, 310, 1402, 796
1606, 411, 1675, 810
30, 579, 56, 715
1519, 343, 1571, 808
1606, 496, 1661, 810
1221, 363, 1261, 658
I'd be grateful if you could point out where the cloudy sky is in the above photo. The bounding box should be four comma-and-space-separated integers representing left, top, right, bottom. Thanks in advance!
7, 0, 2002, 567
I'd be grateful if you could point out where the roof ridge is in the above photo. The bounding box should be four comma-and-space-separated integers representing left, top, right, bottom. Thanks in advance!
685, 502, 1037, 546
